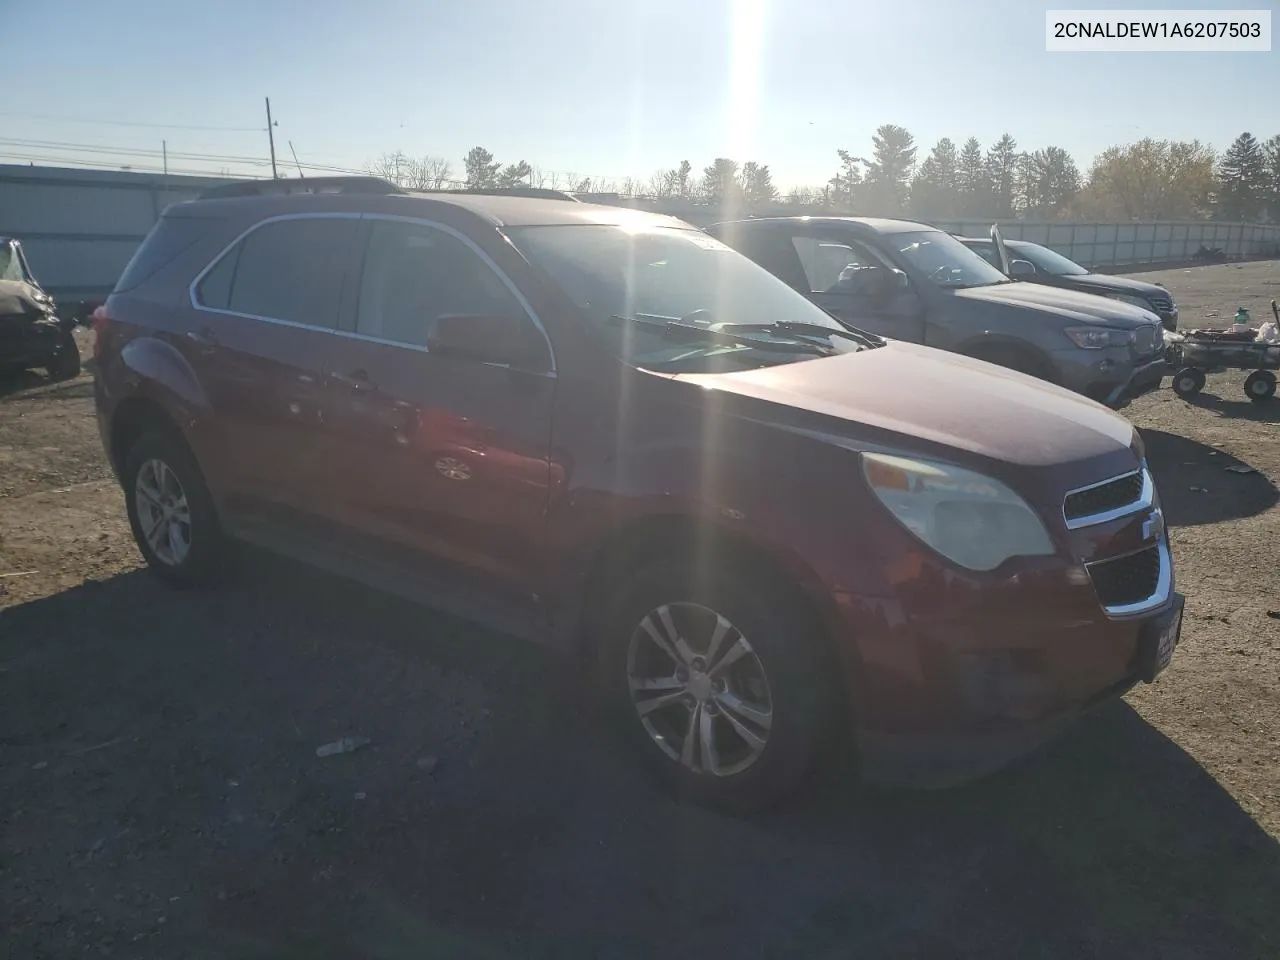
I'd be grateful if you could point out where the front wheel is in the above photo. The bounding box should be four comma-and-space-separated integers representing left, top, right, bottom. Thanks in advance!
123, 429, 229, 587
600, 560, 837, 812
1243, 370, 1276, 403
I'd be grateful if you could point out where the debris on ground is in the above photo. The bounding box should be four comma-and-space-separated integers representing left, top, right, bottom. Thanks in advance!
1225, 465, 1257, 474
315, 736, 370, 758
1190, 486, 1209, 493
415, 755, 440, 774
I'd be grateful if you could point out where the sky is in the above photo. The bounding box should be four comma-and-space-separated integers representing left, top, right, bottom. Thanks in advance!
4, 0, 1277, 190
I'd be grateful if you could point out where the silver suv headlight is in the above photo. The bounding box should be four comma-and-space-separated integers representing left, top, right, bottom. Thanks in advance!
1065, 327, 1134, 349
862, 453, 1056, 571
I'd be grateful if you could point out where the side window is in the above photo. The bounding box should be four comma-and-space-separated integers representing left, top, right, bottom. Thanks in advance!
194, 217, 357, 329
790, 235, 882, 294
196, 246, 239, 309
356, 220, 526, 348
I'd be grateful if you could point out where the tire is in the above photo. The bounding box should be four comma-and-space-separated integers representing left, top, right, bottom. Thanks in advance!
1172, 367, 1206, 398
45, 328, 82, 381
122, 428, 229, 588
1243, 370, 1276, 403
598, 558, 837, 812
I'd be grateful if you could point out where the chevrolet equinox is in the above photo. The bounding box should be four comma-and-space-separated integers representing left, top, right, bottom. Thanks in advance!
94, 177, 1183, 810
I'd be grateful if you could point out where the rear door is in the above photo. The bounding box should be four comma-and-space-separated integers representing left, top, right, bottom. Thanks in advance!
185, 214, 361, 523
316, 216, 557, 620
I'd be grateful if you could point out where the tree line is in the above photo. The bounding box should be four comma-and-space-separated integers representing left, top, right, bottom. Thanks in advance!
367, 127, 1280, 223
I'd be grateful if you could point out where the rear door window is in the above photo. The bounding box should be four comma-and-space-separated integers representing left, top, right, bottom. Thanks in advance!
194, 217, 359, 330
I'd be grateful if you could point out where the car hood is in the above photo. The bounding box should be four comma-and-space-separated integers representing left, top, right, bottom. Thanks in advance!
1064, 273, 1168, 300
678, 341, 1135, 470
952, 281, 1161, 327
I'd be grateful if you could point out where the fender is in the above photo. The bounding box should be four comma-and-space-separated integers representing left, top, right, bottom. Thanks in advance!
954, 333, 1056, 381
544, 427, 857, 654
119, 335, 212, 419
115, 335, 221, 473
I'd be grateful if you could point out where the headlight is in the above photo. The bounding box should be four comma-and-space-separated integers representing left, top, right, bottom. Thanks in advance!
1107, 293, 1154, 311
861, 453, 1056, 571
1065, 327, 1133, 349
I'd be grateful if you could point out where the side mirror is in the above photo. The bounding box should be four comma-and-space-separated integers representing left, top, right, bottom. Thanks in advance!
428, 314, 529, 366
844, 264, 907, 301
1008, 259, 1036, 279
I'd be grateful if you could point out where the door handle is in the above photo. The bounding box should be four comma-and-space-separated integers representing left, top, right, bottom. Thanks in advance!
334, 369, 376, 391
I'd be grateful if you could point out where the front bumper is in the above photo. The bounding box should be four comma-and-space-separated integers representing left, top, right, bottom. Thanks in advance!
1051, 345, 1167, 409
855, 591, 1183, 788
822, 455, 1180, 790
1102, 355, 1168, 408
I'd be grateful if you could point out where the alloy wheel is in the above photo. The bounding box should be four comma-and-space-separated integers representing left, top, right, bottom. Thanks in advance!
135, 458, 192, 566
626, 602, 773, 777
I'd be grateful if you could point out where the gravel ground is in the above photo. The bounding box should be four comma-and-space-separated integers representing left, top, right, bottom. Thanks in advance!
2, 262, 1279, 959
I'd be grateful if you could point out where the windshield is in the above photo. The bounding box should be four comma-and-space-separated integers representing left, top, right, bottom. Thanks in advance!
508, 224, 860, 372
0, 243, 26, 282
892, 230, 1009, 289
1015, 242, 1089, 276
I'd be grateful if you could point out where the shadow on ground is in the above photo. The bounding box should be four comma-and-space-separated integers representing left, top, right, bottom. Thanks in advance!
1141, 428, 1278, 527
1180, 391, 1280, 424
3, 554, 1279, 959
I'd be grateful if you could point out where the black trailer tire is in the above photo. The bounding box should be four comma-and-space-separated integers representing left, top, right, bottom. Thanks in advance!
45, 328, 82, 381
1244, 370, 1277, 403
1172, 367, 1206, 397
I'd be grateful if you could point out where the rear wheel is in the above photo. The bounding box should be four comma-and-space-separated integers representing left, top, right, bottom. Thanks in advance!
1244, 370, 1276, 403
599, 559, 836, 812
1172, 367, 1206, 397
45, 328, 81, 381
123, 429, 229, 587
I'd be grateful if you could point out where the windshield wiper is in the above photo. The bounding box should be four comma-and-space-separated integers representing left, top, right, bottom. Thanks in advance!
716, 320, 884, 350
607, 315, 837, 356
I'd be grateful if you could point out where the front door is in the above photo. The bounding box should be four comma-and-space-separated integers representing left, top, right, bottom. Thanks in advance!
318, 217, 557, 618
744, 226, 927, 343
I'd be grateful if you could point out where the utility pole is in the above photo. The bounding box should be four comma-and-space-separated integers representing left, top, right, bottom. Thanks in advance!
162, 139, 168, 177
288, 141, 305, 178
265, 97, 278, 179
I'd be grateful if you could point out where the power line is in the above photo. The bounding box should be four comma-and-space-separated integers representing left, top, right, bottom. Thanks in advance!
0, 111, 263, 132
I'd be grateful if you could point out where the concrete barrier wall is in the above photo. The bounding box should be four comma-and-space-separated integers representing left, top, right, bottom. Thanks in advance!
0, 165, 221, 304
931, 219, 1280, 267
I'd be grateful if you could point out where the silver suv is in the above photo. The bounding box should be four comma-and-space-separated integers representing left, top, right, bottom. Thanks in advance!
708, 217, 1167, 408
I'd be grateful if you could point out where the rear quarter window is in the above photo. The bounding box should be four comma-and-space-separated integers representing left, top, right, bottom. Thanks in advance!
114, 215, 220, 293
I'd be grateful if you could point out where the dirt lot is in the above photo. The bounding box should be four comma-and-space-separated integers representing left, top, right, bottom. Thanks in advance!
2, 262, 1279, 959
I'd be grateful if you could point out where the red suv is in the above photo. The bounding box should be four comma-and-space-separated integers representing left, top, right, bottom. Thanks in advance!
94, 177, 1183, 809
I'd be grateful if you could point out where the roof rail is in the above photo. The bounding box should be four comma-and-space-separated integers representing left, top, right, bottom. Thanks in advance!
198, 176, 404, 200
423, 186, 581, 202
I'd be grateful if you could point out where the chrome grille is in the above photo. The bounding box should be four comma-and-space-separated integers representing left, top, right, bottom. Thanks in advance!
1088, 545, 1162, 608
1148, 295, 1173, 313
1064, 472, 1144, 522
